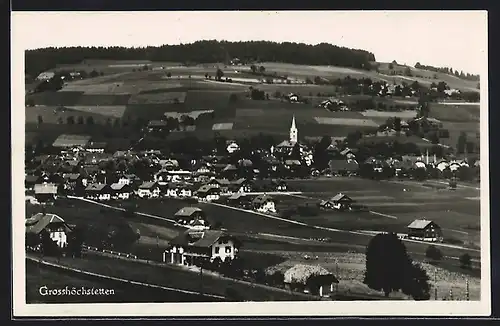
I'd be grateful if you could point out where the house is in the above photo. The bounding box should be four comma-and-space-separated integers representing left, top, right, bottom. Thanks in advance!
252, 194, 276, 213
340, 148, 357, 159
328, 160, 358, 176
174, 207, 209, 230
164, 230, 241, 266
226, 141, 240, 154
52, 134, 91, 149
118, 174, 140, 186
207, 178, 232, 194
147, 120, 169, 132
227, 193, 252, 208
25, 213, 72, 249
230, 178, 253, 193
158, 159, 179, 170
36, 71, 55, 81
84, 183, 111, 201
110, 183, 133, 200
327, 193, 354, 211
137, 181, 161, 198
195, 185, 221, 202
34, 183, 58, 204
407, 219, 443, 242
287, 93, 299, 103
86, 142, 107, 153
163, 182, 193, 198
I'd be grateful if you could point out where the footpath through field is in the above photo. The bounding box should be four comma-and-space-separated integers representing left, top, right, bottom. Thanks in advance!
67, 196, 479, 253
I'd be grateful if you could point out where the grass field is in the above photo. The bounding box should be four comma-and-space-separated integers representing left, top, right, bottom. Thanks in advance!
31, 253, 313, 301
26, 259, 211, 303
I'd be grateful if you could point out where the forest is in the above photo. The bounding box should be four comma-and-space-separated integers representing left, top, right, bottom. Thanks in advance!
25, 40, 376, 77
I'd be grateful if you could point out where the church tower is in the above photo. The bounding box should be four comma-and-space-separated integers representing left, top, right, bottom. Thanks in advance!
289, 115, 298, 144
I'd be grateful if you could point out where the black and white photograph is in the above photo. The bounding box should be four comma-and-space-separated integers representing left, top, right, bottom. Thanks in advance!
12, 10, 490, 317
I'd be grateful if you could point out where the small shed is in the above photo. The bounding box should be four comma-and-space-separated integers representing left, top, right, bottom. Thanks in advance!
284, 264, 338, 296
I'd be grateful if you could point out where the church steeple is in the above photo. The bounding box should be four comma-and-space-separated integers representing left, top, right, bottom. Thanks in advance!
289, 115, 298, 144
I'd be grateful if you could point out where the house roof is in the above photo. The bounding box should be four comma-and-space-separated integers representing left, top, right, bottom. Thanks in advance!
252, 194, 274, 205
284, 264, 338, 285
331, 193, 352, 202
148, 120, 168, 127
408, 219, 436, 229
139, 181, 157, 189
62, 173, 81, 181
222, 164, 237, 171
26, 213, 71, 234
88, 142, 108, 148
85, 183, 108, 192
34, 183, 58, 194
228, 193, 246, 200
110, 183, 129, 191
169, 230, 237, 248
210, 178, 232, 186
25, 175, 40, 183
232, 178, 249, 185
196, 184, 219, 193
276, 140, 295, 148
52, 134, 91, 148
175, 207, 203, 217
285, 159, 301, 166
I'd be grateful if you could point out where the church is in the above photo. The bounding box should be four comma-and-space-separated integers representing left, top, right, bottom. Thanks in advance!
274, 115, 305, 154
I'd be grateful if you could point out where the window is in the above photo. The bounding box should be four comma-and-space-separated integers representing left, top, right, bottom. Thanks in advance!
214, 247, 220, 254
225, 246, 231, 253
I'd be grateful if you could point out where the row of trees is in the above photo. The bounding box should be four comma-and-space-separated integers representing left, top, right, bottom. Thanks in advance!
414, 63, 479, 81
25, 41, 376, 77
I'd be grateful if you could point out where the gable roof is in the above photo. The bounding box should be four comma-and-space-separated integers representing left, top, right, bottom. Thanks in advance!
408, 219, 437, 229
175, 207, 203, 217
169, 230, 237, 248
252, 194, 274, 205
52, 134, 91, 148
85, 183, 108, 192
110, 183, 130, 191
34, 183, 58, 194
26, 213, 71, 234
196, 185, 220, 194
331, 193, 352, 202
139, 181, 158, 189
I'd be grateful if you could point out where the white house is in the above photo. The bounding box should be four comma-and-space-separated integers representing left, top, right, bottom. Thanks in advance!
195, 185, 221, 202
252, 194, 276, 214
226, 141, 240, 154
164, 230, 241, 266
110, 183, 133, 200
84, 183, 111, 201
137, 181, 161, 198
26, 213, 72, 248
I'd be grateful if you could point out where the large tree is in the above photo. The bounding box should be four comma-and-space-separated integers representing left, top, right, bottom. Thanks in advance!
364, 232, 414, 297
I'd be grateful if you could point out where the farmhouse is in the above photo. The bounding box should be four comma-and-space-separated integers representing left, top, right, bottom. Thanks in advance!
137, 181, 161, 198
230, 178, 253, 193
227, 193, 252, 208
195, 185, 221, 202
252, 194, 277, 213
407, 219, 443, 242
26, 213, 72, 249
207, 178, 232, 194
328, 160, 359, 176
174, 207, 209, 230
164, 230, 241, 266
36, 71, 55, 81
34, 183, 58, 204
226, 141, 240, 154
52, 134, 92, 149
323, 193, 354, 211
84, 183, 111, 201
110, 183, 133, 200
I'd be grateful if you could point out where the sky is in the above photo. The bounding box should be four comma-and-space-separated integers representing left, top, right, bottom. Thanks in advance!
12, 11, 487, 74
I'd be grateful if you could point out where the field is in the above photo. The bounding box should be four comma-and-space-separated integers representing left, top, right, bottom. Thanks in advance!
29, 252, 313, 301
26, 259, 214, 303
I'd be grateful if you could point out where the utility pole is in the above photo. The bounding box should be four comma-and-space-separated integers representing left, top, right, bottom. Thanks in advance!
336, 260, 339, 294
466, 279, 470, 301
434, 269, 438, 300
199, 263, 203, 297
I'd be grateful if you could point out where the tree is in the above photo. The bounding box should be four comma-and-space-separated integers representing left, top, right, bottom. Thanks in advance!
76, 116, 84, 124
364, 233, 413, 297
89, 70, 99, 78
250, 64, 257, 74
166, 72, 172, 78
459, 253, 472, 269
425, 245, 443, 263
57, 117, 63, 124
113, 118, 121, 128
456, 131, 467, 154
215, 68, 224, 81
67, 116, 75, 125
394, 117, 401, 132
402, 263, 431, 300
86, 116, 94, 125
388, 63, 394, 70
259, 66, 266, 74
